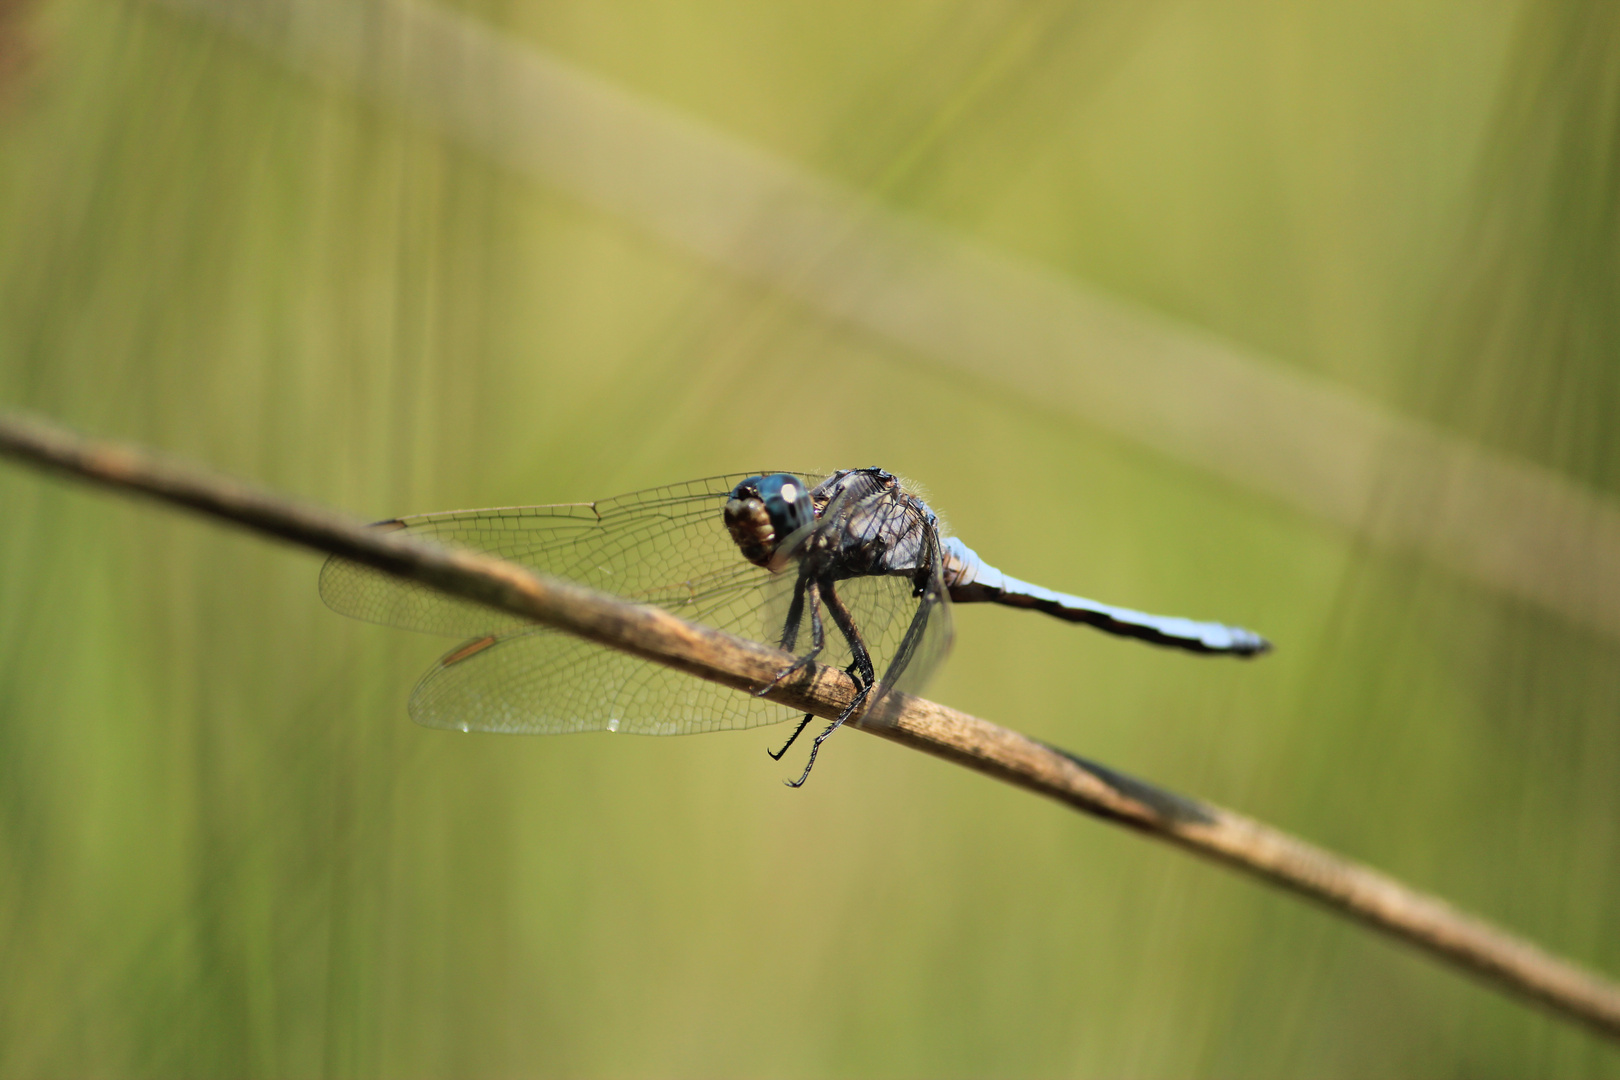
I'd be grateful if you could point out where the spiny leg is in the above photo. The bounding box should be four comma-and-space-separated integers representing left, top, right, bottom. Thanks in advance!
784, 698, 869, 789
820, 577, 876, 690
758, 576, 826, 697
764, 578, 828, 760
768, 655, 864, 761
775, 568, 810, 655
784, 578, 875, 788
767, 713, 815, 761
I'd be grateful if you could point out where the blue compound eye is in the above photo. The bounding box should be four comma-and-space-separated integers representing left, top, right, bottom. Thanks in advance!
754, 473, 813, 538
724, 473, 815, 569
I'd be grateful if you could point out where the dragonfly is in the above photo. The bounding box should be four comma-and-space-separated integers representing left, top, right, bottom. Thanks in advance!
320, 468, 1270, 785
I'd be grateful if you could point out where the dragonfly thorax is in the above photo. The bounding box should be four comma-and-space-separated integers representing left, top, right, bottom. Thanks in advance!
724, 473, 814, 572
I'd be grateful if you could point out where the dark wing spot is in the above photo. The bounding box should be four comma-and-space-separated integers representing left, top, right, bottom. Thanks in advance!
440, 635, 499, 667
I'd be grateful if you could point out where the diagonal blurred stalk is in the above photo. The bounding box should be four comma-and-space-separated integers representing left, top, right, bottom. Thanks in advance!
1423, 4, 1620, 493
2, 407, 1618, 1041
146, 0, 1620, 643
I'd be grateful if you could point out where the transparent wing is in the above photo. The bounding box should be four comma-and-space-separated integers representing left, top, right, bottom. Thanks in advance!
410, 612, 803, 736
405, 523, 952, 739
321, 472, 827, 735
319, 472, 823, 637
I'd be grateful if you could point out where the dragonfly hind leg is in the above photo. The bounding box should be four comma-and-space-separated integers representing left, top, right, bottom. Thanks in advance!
783, 578, 876, 788
768, 656, 866, 761
783, 675, 874, 788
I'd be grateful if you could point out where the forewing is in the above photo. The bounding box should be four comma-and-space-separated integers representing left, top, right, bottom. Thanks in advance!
318, 472, 822, 638
323, 471, 836, 736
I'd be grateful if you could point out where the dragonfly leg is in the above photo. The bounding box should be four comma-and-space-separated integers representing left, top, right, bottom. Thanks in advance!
768, 655, 863, 761
784, 680, 873, 788
767, 713, 815, 761
758, 577, 826, 697
783, 578, 875, 787
775, 567, 810, 654
819, 577, 876, 689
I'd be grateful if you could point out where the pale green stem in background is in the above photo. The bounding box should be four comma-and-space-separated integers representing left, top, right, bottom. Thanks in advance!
151, 0, 1620, 642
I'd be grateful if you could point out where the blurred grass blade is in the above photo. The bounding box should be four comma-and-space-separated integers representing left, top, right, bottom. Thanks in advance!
151, 0, 1620, 642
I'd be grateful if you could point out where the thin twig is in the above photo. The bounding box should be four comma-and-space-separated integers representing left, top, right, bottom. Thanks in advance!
2, 409, 1618, 1042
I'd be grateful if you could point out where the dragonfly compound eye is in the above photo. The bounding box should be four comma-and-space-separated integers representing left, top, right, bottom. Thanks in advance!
725, 473, 813, 570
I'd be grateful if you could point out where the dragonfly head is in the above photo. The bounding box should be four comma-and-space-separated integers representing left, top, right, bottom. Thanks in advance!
725, 473, 813, 572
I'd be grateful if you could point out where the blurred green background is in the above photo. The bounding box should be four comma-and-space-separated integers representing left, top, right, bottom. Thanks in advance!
3, 0, 1619, 1075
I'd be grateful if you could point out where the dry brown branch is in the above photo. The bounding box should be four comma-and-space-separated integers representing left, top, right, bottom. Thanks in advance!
2, 408, 1618, 1041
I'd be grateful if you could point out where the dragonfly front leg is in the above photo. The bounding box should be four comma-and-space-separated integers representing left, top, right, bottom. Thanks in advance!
775, 566, 810, 655
763, 574, 830, 761
767, 713, 816, 762
759, 573, 826, 699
